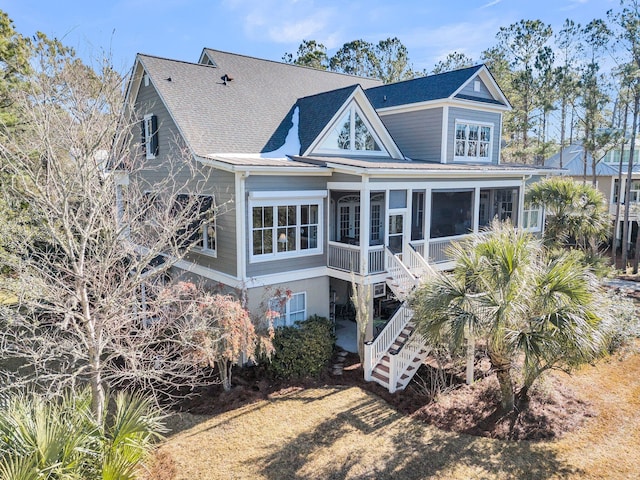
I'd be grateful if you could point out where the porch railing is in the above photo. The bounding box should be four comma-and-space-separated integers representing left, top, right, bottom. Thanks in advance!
428, 236, 463, 263
328, 242, 360, 273
368, 246, 385, 274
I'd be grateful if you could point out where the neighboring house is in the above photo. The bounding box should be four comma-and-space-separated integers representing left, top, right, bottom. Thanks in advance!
545, 142, 640, 249
122, 48, 552, 392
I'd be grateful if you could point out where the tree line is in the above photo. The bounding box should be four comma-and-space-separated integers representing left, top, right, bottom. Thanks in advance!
284, 1, 640, 172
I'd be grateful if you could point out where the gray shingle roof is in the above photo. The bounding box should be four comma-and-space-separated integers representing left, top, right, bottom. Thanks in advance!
365, 65, 486, 109
137, 50, 381, 157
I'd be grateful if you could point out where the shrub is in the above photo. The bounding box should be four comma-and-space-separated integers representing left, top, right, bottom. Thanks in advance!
599, 291, 640, 354
265, 315, 335, 379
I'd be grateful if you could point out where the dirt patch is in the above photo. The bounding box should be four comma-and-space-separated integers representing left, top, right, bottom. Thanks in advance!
177, 349, 595, 442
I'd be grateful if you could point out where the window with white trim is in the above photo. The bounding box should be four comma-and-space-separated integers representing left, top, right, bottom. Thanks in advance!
269, 292, 307, 328
522, 204, 542, 231
251, 198, 322, 261
142, 114, 158, 159
454, 121, 492, 161
317, 104, 386, 155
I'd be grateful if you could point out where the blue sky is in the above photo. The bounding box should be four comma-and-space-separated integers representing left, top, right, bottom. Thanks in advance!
4, 0, 618, 73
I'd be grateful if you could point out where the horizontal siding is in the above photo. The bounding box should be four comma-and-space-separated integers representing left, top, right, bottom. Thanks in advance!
380, 108, 442, 162
457, 76, 494, 101
183, 168, 237, 277
134, 82, 238, 278
246, 175, 327, 191
330, 172, 361, 183
447, 107, 502, 164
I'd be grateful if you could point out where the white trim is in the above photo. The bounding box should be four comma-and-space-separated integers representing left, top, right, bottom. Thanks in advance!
245, 267, 328, 288
249, 190, 327, 200
376, 98, 510, 116
312, 103, 390, 157
304, 87, 404, 159
235, 172, 247, 282
453, 119, 494, 163
248, 196, 324, 263
441, 106, 449, 163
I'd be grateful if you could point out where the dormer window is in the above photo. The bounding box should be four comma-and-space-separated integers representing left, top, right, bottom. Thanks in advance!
317, 105, 386, 155
454, 121, 492, 161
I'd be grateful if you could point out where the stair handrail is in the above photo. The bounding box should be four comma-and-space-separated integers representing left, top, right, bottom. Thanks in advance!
368, 303, 412, 372
407, 244, 436, 278
384, 247, 417, 300
389, 327, 429, 392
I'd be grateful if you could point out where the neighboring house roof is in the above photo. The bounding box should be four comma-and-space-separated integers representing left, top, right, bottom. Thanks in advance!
366, 65, 502, 109
134, 50, 381, 158
545, 144, 640, 176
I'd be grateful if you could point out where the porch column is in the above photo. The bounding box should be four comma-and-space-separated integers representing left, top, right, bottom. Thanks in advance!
364, 283, 375, 342
473, 188, 480, 233
360, 177, 371, 275
424, 188, 432, 260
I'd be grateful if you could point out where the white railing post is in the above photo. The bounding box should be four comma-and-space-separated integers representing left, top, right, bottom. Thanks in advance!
388, 352, 397, 393
364, 341, 373, 381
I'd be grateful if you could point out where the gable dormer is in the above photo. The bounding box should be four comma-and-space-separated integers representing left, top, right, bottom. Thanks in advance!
366, 65, 510, 165
301, 85, 404, 159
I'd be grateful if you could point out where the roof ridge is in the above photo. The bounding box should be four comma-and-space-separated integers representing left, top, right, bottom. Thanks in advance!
297, 84, 360, 102
137, 52, 216, 69
201, 47, 382, 83
366, 64, 484, 91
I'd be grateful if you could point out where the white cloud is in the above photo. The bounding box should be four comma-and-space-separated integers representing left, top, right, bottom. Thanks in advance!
481, 0, 502, 8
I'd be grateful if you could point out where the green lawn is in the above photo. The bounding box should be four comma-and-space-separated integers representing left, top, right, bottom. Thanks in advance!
154, 349, 640, 480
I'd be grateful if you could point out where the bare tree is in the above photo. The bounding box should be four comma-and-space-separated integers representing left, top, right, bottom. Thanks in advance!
0, 38, 252, 422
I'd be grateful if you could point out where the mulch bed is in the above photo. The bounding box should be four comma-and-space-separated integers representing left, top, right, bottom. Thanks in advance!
178, 348, 595, 442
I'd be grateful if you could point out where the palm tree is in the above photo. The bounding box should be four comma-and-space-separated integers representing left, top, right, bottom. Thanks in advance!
526, 176, 609, 253
410, 221, 605, 411
0, 388, 165, 479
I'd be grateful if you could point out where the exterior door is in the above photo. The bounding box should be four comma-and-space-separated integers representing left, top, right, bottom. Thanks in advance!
388, 213, 404, 254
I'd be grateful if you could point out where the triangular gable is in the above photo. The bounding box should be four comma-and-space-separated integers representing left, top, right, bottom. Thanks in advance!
197, 49, 218, 66
451, 65, 511, 109
303, 86, 404, 159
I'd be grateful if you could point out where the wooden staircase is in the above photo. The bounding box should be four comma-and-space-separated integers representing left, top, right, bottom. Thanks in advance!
364, 246, 434, 393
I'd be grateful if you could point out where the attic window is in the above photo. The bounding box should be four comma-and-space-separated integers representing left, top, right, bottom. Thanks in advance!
317, 105, 384, 154
144, 74, 149, 87
474, 80, 481, 92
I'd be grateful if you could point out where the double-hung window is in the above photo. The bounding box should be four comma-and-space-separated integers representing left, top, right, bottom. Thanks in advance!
250, 192, 324, 262
269, 292, 307, 328
142, 114, 158, 159
454, 121, 492, 161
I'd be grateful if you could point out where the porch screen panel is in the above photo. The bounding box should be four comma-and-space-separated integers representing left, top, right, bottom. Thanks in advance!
430, 190, 473, 238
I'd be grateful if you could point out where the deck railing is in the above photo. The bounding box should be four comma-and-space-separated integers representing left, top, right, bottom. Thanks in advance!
328, 242, 360, 273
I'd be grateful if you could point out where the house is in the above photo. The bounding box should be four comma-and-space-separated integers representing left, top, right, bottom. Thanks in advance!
545, 142, 640, 249
122, 48, 551, 392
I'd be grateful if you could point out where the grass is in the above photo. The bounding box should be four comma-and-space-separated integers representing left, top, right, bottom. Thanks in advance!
154, 350, 640, 480
0, 289, 18, 305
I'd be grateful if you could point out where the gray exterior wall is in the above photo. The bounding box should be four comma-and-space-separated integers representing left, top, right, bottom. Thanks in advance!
246, 277, 330, 321
456, 76, 494, 101
134, 79, 238, 278
447, 107, 502, 164
245, 175, 329, 278
380, 108, 443, 162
